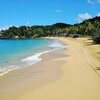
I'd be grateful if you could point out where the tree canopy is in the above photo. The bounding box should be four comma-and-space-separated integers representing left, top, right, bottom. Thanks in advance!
0, 17, 100, 44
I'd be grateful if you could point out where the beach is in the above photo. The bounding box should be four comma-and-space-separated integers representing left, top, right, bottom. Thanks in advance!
0, 37, 100, 100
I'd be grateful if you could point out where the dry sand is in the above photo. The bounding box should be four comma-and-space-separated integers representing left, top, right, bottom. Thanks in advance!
0, 47, 65, 100
0, 37, 100, 100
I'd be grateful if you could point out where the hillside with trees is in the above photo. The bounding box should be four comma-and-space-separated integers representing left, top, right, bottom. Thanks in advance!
0, 16, 100, 44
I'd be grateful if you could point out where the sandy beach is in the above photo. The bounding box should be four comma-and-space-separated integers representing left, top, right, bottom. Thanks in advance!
0, 37, 100, 100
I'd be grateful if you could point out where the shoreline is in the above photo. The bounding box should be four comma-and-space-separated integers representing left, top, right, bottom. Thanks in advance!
20, 37, 100, 100
0, 47, 66, 100
0, 38, 67, 77
0, 37, 100, 100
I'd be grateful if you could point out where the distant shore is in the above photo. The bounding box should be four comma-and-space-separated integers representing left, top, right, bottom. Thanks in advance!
0, 37, 100, 100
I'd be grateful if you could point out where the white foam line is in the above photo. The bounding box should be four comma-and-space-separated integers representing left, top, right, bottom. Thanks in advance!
0, 67, 20, 77
0, 44, 68, 77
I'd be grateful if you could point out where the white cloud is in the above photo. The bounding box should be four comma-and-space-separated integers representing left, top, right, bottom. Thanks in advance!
0, 26, 9, 31
0, 25, 16, 31
76, 13, 92, 22
87, 0, 94, 4
97, 13, 100, 16
87, 0, 100, 4
55, 9, 62, 13
97, 0, 100, 3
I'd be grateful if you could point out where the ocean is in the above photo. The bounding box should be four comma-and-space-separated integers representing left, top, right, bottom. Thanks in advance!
0, 38, 67, 76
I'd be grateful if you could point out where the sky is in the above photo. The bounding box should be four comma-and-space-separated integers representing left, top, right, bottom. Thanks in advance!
0, 0, 100, 30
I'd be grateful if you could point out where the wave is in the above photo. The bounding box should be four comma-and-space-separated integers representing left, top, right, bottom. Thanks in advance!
22, 41, 67, 64
48, 40, 68, 48
0, 40, 68, 76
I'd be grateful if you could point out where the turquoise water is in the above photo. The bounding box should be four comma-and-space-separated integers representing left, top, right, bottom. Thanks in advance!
0, 38, 67, 75
0, 39, 53, 71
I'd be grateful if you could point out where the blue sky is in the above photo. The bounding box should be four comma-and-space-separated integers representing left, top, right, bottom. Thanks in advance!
0, 0, 100, 29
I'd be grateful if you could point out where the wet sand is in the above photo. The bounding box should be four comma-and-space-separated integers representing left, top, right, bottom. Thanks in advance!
0, 49, 66, 100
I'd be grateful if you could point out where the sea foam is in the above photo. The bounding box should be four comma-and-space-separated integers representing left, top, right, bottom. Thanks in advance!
0, 39, 68, 76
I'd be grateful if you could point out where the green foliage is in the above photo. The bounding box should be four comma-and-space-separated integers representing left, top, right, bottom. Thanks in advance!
0, 17, 100, 44
92, 22, 100, 44
93, 36, 100, 44
52, 23, 71, 28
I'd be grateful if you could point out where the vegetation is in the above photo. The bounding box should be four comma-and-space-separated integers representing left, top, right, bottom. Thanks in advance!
0, 16, 100, 44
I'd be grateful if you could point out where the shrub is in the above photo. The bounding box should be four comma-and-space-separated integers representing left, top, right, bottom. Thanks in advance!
72, 34, 79, 38
93, 36, 100, 44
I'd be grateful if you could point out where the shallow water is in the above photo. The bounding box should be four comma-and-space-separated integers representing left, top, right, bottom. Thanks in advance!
0, 38, 67, 75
